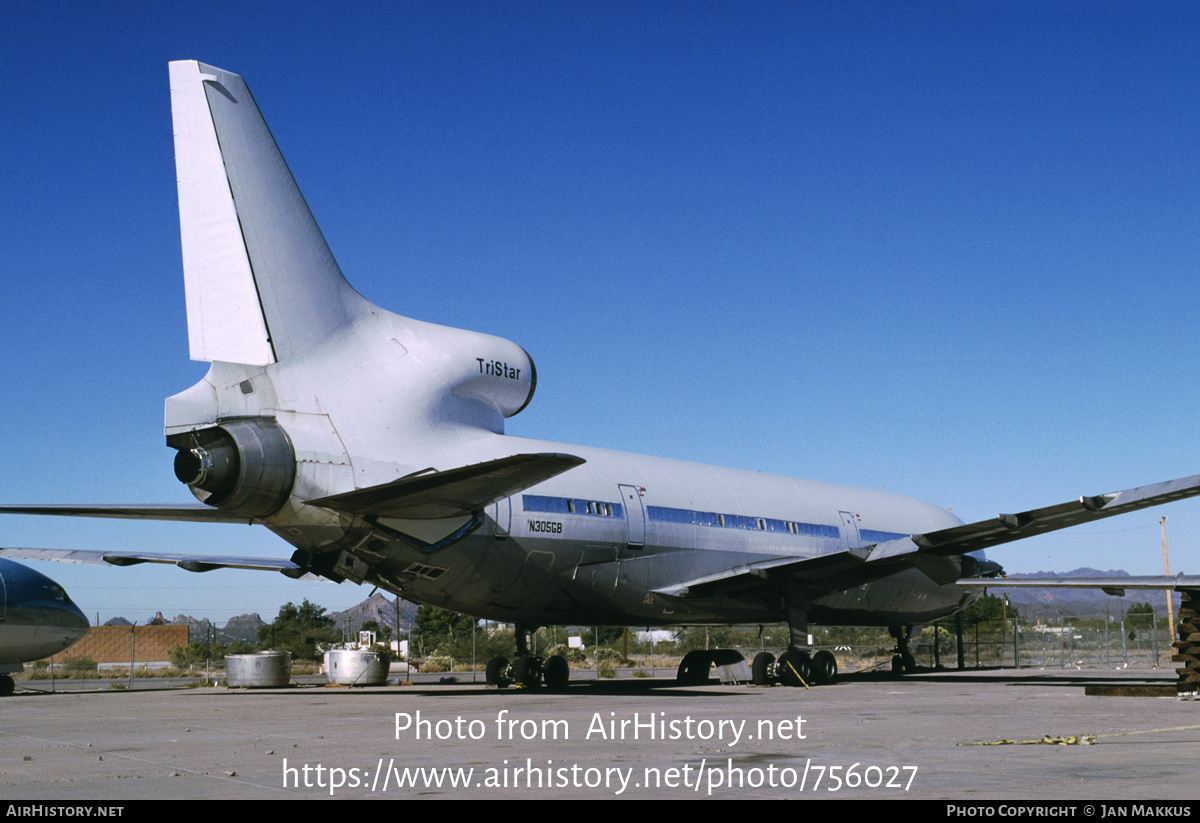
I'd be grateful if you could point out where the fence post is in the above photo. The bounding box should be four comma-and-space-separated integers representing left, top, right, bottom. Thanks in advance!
1012, 617, 1019, 668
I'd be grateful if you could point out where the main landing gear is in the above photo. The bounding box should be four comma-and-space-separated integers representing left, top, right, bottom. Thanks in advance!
744, 603, 837, 687
889, 624, 917, 675
485, 624, 570, 690
750, 649, 838, 687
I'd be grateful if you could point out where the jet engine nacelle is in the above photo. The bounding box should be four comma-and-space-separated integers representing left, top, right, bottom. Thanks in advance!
168, 417, 295, 517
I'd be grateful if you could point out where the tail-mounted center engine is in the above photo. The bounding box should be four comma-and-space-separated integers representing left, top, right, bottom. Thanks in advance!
168, 418, 295, 518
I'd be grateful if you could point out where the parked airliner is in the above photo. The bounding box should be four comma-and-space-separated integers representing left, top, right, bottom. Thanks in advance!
0, 558, 89, 695
2, 62, 1197, 689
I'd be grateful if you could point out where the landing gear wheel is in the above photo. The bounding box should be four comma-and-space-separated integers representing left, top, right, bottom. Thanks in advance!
777, 651, 812, 687
486, 656, 510, 688
751, 652, 775, 686
812, 650, 838, 685
544, 655, 570, 689
512, 655, 543, 688
891, 655, 906, 675
0, 675, 13, 697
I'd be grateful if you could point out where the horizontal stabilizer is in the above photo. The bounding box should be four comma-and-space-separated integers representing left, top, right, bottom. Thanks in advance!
0, 504, 259, 523
308, 453, 586, 519
0, 547, 303, 575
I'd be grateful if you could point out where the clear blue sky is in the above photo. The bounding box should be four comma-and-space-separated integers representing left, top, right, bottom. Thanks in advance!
2, 2, 1198, 625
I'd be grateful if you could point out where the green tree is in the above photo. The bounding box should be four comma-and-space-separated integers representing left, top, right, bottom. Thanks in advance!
585, 626, 626, 646
168, 641, 225, 668
957, 594, 1017, 624
411, 606, 477, 656
258, 599, 339, 661
1126, 601, 1155, 629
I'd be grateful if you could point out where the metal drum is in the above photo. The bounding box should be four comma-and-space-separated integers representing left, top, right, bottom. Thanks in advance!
324, 649, 391, 686
225, 651, 292, 687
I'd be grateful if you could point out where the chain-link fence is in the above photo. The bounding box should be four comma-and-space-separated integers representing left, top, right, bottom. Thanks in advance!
718, 617, 1176, 672
917, 616, 1173, 670
400, 615, 1177, 676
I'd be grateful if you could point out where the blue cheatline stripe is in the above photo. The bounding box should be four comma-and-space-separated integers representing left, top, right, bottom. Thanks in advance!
520, 495, 850, 540
522, 494, 624, 519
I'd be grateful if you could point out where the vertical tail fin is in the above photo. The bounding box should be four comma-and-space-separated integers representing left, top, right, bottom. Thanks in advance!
170, 60, 365, 365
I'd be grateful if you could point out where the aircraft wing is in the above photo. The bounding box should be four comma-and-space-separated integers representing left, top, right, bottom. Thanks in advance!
0, 504, 259, 523
307, 452, 586, 519
0, 547, 304, 575
654, 537, 943, 601
907, 472, 1200, 556
957, 574, 1200, 597
659, 471, 1200, 601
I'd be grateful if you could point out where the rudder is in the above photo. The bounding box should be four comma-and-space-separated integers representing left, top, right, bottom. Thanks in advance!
169, 60, 365, 365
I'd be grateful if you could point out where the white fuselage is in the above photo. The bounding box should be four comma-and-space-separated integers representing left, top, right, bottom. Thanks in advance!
167, 305, 972, 630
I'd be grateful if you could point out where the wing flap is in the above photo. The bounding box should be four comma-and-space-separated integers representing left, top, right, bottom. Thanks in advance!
307, 452, 585, 519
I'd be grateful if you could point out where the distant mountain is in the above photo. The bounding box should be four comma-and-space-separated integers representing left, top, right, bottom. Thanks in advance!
102, 594, 420, 644
329, 593, 419, 638
986, 568, 1180, 619
223, 613, 268, 644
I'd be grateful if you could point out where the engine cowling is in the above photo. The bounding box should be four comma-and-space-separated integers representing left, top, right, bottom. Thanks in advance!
168, 418, 295, 518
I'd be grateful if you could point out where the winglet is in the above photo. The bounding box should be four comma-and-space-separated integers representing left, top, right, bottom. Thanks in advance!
169, 60, 365, 365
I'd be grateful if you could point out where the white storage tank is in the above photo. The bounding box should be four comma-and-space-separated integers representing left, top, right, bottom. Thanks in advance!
325, 649, 390, 686
225, 651, 292, 687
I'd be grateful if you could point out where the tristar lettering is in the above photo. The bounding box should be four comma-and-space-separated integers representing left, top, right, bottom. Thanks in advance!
477, 358, 521, 381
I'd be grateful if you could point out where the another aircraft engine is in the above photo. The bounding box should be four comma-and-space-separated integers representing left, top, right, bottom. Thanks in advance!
168, 418, 296, 517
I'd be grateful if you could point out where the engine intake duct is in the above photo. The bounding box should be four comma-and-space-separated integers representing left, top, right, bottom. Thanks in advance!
168, 418, 295, 518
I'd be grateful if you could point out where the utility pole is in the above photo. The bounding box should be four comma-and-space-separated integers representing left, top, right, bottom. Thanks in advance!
1161, 516, 1175, 631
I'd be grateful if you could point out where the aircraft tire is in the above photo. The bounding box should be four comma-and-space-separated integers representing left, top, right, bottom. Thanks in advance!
812, 650, 838, 685
512, 655, 543, 688
751, 652, 775, 686
0, 675, 13, 697
544, 655, 570, 689
777, 651, 811, 687
486, 656, 510, 688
